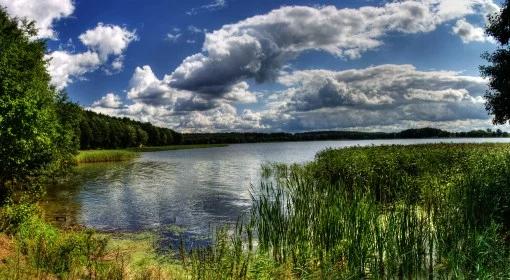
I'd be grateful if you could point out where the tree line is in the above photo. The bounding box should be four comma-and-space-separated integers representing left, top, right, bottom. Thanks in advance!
181, 127, 510, 145
78, 109, 181, 149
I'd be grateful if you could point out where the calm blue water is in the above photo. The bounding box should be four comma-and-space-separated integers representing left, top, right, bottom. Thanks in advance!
42, 138, 510, 245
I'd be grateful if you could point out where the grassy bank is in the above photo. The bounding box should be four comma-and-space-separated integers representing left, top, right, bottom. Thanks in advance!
128, 144, 227, 152
76, 150, 139, 164
0, 203, 189, 279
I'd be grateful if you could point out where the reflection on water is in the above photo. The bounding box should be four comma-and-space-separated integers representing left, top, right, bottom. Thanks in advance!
41, 139, 510, 246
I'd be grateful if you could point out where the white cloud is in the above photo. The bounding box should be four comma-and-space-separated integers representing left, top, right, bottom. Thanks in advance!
86, 1, 500, 132
127, 66, 176, 105
45, 51, 101, 89
187, 0, 227, 15
91, 93, 123, 108
188, 25, 206, 33
79, 23, 138, 60
263, 64, 489, 131
46, 24, 137, 89
168, 1, 498, 96
0, 0, 74, 38
93, 64, 490, 133
166, 32, 182, 43
126, 65, 257, 110
178, 103, 264, 132
452, 18, 493, 43
224, 82, 257, 103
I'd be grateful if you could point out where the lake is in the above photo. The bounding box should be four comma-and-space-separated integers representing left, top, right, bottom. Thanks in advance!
42, 138, 510, 247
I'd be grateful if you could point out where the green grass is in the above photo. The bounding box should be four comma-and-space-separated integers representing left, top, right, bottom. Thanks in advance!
0, 203, 188, 279
76, 150, 139, 164
128, 144, 228, 152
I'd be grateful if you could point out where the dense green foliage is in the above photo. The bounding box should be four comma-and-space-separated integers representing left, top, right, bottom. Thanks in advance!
177, 144, 510, 279
482, 1, 510, 124
0, 9, 77, 201
78, 110, 181, 150
182, 127, 509, 144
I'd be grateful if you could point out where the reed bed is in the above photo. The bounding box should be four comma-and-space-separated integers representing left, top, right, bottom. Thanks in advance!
75, 150, 138, 163
181, 143, 510, 279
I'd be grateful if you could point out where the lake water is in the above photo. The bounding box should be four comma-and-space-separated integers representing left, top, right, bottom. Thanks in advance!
42, 138, 510, 246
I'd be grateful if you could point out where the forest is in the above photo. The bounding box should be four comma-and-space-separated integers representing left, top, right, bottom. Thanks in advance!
78, 109, 182, 149
77, 109, 510, 149
180, 127, 509, 145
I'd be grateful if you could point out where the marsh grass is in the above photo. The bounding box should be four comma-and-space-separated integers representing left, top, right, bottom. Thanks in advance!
181, 143, 510, 279
250, 144, 510, 279
76, 150, 139, 163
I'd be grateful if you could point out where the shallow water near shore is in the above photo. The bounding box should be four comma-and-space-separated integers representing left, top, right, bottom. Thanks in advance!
41, 138, 510, 248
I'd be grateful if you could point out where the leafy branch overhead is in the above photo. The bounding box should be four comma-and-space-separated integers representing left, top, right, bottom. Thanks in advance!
482, 1, 510, 124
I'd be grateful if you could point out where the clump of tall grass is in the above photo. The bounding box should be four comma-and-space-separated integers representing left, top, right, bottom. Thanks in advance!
251, 144, 510, 278
76, 150, 138, 164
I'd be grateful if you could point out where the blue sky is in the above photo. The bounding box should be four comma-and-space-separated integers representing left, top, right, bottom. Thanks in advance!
1, 0, 506, 132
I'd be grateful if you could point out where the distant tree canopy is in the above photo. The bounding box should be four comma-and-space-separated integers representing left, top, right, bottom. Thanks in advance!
181, 128, 509, 145
0, 9, 76, 198
481, 1, 510, 124
78, 110, 181, 149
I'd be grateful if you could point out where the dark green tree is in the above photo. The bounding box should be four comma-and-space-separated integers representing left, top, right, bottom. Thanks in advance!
0, 9, 76, 200
481, 1, 510, 124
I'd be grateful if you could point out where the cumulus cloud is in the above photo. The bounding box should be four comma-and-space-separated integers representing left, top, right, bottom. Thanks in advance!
263, 64, 489, 131
126, 65, 257, 111
91, 93, 123, 109
91, 64, 490, 133
168, 0, 498, 97
88, 1, 499, 132
45, 51, 102, 89
45, 23, 137, 89
126, 66, 186, 107
0, 0, 74, 38
79, 23, 138, 64
452, 18, 493, 43
178, 104, 264, 132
